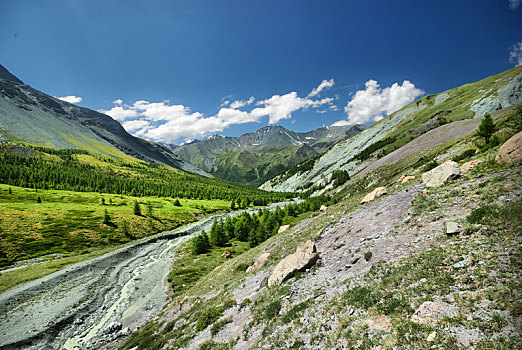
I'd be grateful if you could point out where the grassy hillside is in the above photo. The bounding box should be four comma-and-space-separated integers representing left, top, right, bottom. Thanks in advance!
0, 143, 293, 268
266, 66, 522, 192
117, 97, 521, 350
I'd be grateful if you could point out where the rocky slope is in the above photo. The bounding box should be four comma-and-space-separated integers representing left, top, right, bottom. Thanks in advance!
262, 66, 522, 192
111, 97, 521, 349
173, 124, 365, 186
0, 64, 207, 176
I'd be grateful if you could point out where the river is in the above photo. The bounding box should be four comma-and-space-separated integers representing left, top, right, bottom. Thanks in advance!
0, 201, 297, 350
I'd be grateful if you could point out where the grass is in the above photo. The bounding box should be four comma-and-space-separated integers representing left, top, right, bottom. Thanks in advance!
0, 183, 231, 269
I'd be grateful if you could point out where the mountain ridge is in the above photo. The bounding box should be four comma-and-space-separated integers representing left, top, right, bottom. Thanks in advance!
173, 123, 365, 186
0, 64, 208, 176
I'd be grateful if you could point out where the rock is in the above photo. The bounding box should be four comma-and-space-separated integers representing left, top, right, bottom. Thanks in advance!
350, 256, 360, 264
315, 228, 325, 239
398, 175, 405, 183
401, 175, 415, 184
361, 187, 387, 203
411, 301, 457, 324
267, 240, 318, 287
504, 183, 515, 189
427, 331, 437, 342
320, 205, 328, 211
422, 189, 429, 196
221, 251, 232, 259
277, 225, 290, 234
453, 260, 467, 269
246, 252, 270, 273
117, 327, 131, 337
495, 131, 522, 164
421, 161, 461, 187
446, 222, 460, 235
459, 159, 481, 172
104, 321, 122, 334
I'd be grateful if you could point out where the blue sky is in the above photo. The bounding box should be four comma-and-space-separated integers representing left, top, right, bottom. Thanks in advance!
1, 0, 521, 144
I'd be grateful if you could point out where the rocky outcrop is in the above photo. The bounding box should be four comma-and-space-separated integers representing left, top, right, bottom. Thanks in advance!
221, 251, 232, 259
246, 253, 270, 273
267, 240, 318, 287
320, 205, 328, 211
361, 187, 387, 203
421, 161, 460, 187
277, 225, 290, 234
411, 301, 458, 324
495, 131, 522, 164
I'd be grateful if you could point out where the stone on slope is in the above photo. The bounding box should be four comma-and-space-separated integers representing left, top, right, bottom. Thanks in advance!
401, 175, 415, 184
495, 131, 522, 164
277, 225, 290, 234
411, 301, 457, 324
459, 159, 481, 172
267, 240, 318, 287
320, 205, 328, 211
361, 187, 387, 203
446, 222, 460, 235
421, 161, 461, 187
246, 253, 270, 273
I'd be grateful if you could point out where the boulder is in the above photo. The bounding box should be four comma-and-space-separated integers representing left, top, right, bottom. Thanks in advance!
495, 131, 522, 164
246, 252, 270, 273
421, 161, 460, 187
401, 175, 415, 184
459, 159, 481, 172
446, 222, 460, 235
320, 205, 328, 211
104, 321, 122, 334
117, 327, 131, 337
315, 227, 325, 239
411, 301, 457, 324
277, 225, 290, 234
221, 251, 232, 259
267, 240, 318, 287
360, 187, 387, 203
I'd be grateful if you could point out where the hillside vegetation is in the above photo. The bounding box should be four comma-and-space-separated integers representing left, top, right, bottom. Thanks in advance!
0, 144, 292, 269
263, 66, 522, 193
115, 74, 521, 349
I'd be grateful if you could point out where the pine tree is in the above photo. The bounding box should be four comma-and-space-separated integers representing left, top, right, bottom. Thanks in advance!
147, 202, 153, 217
8, 187, 12, 195
476, 113, 496, 144
36, 196, 42, 203
210, 219, 227, 247
101, 197, 105, 205
192, 231, 211, 255
173, 198, 182, 207
133, 200, 141, 216
103, 209, 111, 225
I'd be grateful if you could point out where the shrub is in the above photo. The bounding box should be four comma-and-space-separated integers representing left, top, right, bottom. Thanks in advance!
364, 251, 373, 261
240, 298, 252, 307
451, 149, 476, 162
195, 306, 224, 332
235, 262, 250, 272
210, 317, 232, 336
422, 159, 438, 172
344, 285, 382, 309
466, 204, 498, 224
264, 300, 281, 320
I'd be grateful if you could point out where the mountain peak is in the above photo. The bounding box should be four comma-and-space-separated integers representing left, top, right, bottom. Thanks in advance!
0, 64, 24, 84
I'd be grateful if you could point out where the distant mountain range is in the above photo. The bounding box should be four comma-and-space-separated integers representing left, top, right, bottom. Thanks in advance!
0, 64, 207, 176
172, 124, 365, 186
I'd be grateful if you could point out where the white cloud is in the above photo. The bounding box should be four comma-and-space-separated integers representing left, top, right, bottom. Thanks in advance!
57, 95, 82, 104
230, 96, 255, 109
509, 0, 521, 9
509, 41, 522, 66
331, 119, 350, 127
102, 79, 337, 143
308, 79, 334, 97
341, 79, 423, 125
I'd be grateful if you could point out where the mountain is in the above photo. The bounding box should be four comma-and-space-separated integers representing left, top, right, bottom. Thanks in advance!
262, 66, 522, 192
0, 64, 207, 176
173, 124, 365, 186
